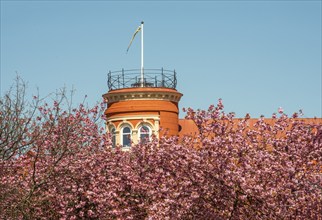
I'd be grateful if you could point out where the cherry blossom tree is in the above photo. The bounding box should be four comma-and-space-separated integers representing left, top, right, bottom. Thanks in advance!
1, 79, 321, 219
0, 78, 107, 219
183, 99, 322, 219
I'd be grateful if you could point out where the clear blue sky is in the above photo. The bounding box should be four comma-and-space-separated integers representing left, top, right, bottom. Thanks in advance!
1, 1, 321, 118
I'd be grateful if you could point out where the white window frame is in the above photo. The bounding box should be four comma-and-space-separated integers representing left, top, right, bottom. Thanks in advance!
121, 125, 132, 147
110, 127, 116, 147
138, 124, 152, 143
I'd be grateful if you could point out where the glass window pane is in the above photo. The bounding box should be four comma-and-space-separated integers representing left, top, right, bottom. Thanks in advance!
123, 127, 131, 133
122, 126, 131, 147
123, 135, 131, 146
140, 125, 150, 143
111, 128, 116, 147
140, 126, 149, 134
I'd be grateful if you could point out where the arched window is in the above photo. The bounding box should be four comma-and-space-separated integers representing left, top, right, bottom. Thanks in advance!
110, 127, 116, 147
122, 126, 132, 147
139, 125, 151, 143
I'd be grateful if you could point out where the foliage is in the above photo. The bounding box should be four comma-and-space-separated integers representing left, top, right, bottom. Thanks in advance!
1, 80, 321, 219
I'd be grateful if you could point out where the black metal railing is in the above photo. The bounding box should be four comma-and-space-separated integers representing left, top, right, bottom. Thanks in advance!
107, 68, 177, 91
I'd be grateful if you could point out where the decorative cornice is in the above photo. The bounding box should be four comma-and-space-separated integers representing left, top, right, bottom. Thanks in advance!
103, 90, 182, 104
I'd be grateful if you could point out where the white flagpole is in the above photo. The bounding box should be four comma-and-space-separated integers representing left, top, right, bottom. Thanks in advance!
140, 21, 144, 87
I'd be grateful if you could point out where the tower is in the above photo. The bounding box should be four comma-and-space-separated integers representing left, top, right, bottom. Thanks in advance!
102, 68, 183, 148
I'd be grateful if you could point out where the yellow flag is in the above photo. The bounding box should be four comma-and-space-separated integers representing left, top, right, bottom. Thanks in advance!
126, 25, 141, 53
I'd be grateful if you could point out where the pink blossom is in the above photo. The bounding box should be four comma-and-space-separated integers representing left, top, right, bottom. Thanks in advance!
278, 107, 284, 114
1, 95, 321, 219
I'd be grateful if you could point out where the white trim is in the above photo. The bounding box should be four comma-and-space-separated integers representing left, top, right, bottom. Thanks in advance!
108, 115, 160, 123
138, 124, 152, 142
111, 127, 116, 147
121, 125, 132, 147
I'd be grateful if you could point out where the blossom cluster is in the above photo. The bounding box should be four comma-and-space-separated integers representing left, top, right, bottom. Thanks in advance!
1, 88, 321, 219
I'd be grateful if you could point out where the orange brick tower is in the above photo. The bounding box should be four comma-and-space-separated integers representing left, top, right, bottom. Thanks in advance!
102, 69, 182, 148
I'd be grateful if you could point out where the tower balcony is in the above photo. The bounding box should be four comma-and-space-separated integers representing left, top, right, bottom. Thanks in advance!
107, 68, 177, 91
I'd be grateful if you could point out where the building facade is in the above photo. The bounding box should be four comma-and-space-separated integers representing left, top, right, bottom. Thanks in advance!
102, 69, 321, 149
